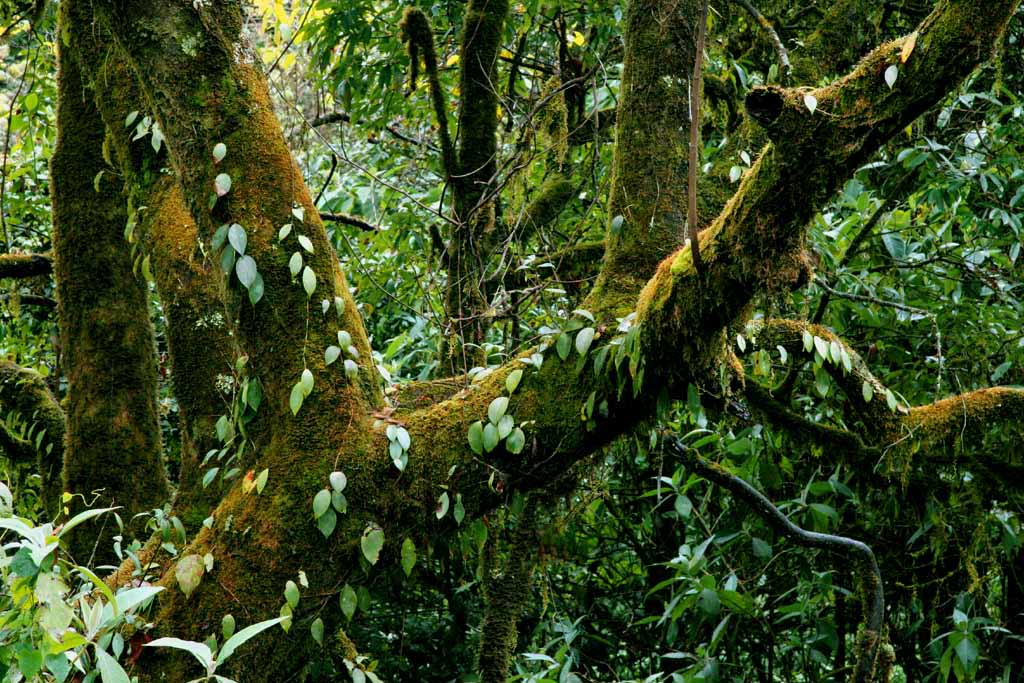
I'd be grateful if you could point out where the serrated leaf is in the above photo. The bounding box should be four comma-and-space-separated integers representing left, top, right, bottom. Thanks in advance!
214, 173, 232, 197
435, 492, 450, 519
297, 235, 314, 253
401, 538, 416, 576
361, 525, 384, 564
235, 255, 257, 287
467, 421, 484, 454
302, 266, 317, 296
884, 64, 898, 89
212, 142, 227, 163
488, 396, 509, 424
325, 345, 341, 365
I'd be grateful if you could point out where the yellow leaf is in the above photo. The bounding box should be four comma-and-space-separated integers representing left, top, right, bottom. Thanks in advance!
452, 86, 461, 96
500, 49, 513, 59
496, 106, 504, 119
446, 54, 460, 67
571, 30, 586, 47
900, 32, 918, 63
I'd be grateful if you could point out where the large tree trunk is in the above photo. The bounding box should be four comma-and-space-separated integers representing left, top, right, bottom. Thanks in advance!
51, 31, 169, 562
43, 1, 1022, 681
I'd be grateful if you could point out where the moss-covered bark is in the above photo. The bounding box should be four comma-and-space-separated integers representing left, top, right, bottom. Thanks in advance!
590, 0, 700, 305
51, 33, 169, 561
441, 0, 510, 374
0, 361, 64, 515
61, 5, 237, 526
55, 0, 1018, 679
0, 252, 52, 278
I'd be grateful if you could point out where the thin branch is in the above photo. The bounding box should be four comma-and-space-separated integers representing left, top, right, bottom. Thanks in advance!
319, 211, 378, 232
688, 0, 709, 275
664, 437, 886, 683
731, 0, 791, 76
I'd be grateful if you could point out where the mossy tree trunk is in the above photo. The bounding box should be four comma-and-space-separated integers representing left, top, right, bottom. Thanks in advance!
40, 0, 1023, 680
51, 33, 169, 562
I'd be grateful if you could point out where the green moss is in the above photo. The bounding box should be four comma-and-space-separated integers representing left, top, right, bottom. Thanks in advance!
52, 18, 170, 560
0, 361, 65, 516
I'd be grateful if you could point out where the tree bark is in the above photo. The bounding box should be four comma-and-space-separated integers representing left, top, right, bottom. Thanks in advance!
51, 30, 169, 562
44, 0, 1020, 680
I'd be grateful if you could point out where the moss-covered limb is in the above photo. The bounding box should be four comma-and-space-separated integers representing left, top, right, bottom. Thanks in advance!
511, 175, 575, 244
589, 0, 700, 304
743, 319, 897, 430
743, 381, 876, 458
51, 37, 169, 561
453, 0, 507, 217
0, 252, 52, 278
791, 0, 889, 81
631, 0, 1018, 391
896, 387, 1024, 457
0, 361, 64, 515
731, 0, 790, 77
664, 437, 887, 683
62, 13, 238, 525
477, 502, 537, 683
91, 0, 382, 425
390, 376, 467, 410
399, 7, 455, 176
437, 0, 510, 374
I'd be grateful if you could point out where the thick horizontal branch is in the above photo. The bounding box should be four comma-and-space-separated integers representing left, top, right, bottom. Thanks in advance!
0, 252, 52, 278
0, 293, 57, 310
633, 0, 1017, 389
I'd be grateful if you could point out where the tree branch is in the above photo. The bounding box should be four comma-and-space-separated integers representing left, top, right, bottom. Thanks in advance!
664, 437, 889, 683
0, 360, 64, 516
0, 252, 52, 278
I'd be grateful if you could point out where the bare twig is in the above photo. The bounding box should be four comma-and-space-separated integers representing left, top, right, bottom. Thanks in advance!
731, 0, 791, 76
687, 0, 708, 275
